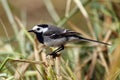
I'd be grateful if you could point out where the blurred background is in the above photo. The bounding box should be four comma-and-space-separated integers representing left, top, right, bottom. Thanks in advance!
0, 0, 120, 80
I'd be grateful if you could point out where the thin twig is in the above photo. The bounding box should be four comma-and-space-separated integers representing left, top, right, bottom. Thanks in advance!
11, 59, 45, 64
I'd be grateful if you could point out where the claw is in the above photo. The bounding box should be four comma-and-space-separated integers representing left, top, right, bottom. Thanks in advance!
46, 45, 64, 58
47, 53, 60, 58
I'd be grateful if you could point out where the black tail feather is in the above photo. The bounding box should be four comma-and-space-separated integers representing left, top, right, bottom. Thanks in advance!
77, 36, 110, 45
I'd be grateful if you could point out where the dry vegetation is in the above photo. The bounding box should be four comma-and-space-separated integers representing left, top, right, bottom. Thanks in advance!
0, 0, 120, 80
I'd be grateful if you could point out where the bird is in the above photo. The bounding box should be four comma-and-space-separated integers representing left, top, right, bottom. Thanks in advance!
28, 24, 110, 58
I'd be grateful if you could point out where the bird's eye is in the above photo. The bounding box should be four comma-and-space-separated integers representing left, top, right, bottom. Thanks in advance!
37, 28, 40, 31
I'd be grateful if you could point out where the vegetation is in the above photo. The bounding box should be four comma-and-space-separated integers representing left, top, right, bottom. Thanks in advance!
0, 0, 120, 80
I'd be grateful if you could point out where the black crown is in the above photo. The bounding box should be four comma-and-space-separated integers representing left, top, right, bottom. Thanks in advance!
37, 24, 48, 28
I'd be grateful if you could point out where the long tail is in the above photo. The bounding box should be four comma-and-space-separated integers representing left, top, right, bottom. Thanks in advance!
77, 36, 110, 45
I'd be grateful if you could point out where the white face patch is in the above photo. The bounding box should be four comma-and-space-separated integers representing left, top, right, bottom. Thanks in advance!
42, 28, 48, 33
32, 25, 48, 33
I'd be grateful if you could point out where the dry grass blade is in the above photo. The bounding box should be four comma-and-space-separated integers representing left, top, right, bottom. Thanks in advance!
11, 59, 45, 64
73, 48, 81, 80
97, 47, 109, 73
85, 50, 98, 80
14, 53, 34, 80
65, 0, 72, 17
1, 0, 25, 54
105, 42, 120, 80
0, 19, 10, 41
1, 0, 18, 34
73, 0, 88, 18
73, 0, 95, 39
14, 16, 34, 44
68, 21, 92, 39
43, 0, 60, 23
34, 39, 42, 80
55, 57, 62, 79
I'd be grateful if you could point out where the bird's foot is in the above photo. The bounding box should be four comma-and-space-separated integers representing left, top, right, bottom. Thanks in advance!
47, 52, 60, 59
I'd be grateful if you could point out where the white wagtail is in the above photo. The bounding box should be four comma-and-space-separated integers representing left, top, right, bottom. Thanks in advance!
28, 24, 110, 58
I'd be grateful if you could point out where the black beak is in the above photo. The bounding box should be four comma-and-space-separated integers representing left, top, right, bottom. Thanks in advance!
28, 30, 34, 32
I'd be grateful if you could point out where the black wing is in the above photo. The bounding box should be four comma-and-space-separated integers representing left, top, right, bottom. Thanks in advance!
49, 29, 81, 39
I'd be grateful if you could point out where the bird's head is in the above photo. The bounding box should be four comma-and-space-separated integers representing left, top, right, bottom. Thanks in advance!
28, 24, 49, 33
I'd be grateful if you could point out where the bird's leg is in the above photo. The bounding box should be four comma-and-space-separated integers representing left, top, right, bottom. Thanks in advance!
48, 45, 64, 58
